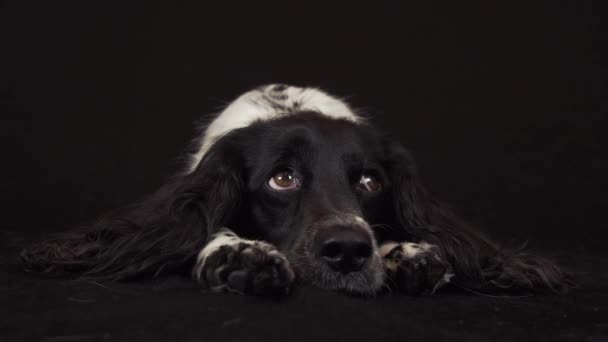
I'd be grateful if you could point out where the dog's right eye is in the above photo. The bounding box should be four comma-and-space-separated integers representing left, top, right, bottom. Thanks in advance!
268, 170, 300, 191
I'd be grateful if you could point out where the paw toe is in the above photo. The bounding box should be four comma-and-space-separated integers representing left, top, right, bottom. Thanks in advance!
198, 241, 294, 297
383, 241, 453, 295
226, 269, 250, 294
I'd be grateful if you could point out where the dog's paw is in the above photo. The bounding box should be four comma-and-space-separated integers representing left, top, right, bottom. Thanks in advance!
193, 231, 295, 297
380, 241, 454, 295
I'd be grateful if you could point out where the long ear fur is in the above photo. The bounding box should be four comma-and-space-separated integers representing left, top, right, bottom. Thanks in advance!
384, 138, 571, 294
21, 132, 245, 281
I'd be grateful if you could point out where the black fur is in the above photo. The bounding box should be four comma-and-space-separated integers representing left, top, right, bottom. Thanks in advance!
21, 130, 245, 281
21, 111, 571, 295
383, 139, 571, 293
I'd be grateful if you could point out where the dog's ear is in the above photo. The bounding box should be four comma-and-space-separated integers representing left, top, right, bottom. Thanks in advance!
21, 131, 245, 281
382, 137, 571, 293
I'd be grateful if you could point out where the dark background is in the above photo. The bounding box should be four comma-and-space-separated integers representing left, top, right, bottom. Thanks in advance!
1, 1, 607, 341
2, 1, 607, 250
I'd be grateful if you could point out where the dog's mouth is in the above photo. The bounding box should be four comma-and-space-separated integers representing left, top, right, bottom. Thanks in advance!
281, 215, 386, 295
288, 250, 385, 295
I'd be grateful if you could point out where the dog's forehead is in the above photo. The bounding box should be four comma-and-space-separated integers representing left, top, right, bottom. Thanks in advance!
252, 113, 377, 156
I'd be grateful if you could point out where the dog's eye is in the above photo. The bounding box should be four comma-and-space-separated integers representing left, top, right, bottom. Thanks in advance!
356, 175, 382, 192
268, 170, 300, 191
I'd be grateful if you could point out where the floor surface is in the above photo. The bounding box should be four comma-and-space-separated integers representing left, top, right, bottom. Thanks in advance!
2, 230, 606, 342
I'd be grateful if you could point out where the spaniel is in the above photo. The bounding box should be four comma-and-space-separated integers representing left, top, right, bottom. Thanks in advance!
21, 84, 570, 296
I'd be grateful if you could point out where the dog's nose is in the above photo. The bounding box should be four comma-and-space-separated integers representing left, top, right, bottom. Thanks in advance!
317, 227, 373, 273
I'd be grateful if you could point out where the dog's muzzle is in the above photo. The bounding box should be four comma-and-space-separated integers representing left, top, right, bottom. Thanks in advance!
313, 224, 373, 273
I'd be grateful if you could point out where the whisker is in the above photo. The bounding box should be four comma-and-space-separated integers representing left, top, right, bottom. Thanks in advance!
451, 282, 532, 298
370, 223, 394, 232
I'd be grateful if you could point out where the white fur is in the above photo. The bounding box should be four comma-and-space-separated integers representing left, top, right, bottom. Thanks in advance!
379, 241, 432, 259
379, 240, 455, 288
194, 228, 257, 280
188, 84, 360, 172
354, 216, 366, 224
193, 228, 282, 281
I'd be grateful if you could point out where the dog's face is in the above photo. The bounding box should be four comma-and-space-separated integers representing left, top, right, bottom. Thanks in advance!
225, 112, 402, 293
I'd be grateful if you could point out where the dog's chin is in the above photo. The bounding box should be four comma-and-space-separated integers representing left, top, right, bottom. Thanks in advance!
292, 254, 385, 296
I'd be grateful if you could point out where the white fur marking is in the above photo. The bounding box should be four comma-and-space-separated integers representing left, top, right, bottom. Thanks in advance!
401, 243, 424, 258
379, 241, 400, 258
443, 272, 455, 283
379, 241, 434, 259
189, 85, 360, 172
193, 228, 271, 280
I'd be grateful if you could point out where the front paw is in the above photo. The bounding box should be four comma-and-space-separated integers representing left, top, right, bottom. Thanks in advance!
380, 241, 453, 295
194, 238, 295, 297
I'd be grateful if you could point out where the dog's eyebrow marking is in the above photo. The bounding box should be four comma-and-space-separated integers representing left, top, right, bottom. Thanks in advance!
189, 84, 361, 173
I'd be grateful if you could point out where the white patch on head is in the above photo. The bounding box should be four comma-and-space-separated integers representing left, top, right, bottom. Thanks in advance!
188, 84, 361, 172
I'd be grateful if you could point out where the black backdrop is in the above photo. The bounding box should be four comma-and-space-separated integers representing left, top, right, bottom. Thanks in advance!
2, 1, 606, 254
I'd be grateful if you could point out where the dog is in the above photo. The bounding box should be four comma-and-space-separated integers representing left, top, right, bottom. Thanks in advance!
21, 84, 570, 296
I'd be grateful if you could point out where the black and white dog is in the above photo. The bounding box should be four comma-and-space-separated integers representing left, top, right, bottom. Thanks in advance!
22, 84, 570, 296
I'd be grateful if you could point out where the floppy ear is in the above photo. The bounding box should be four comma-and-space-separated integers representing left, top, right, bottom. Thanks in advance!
21, 132, 245, 281
383, 137, 571, 294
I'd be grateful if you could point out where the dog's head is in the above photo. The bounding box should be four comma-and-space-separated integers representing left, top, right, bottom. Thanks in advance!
192, 112, 406, 293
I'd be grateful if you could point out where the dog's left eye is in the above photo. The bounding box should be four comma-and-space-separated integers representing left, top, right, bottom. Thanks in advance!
268, 170, 300, 191
356, 174, 382, 192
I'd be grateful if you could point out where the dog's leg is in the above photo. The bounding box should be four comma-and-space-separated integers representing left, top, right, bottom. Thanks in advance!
379, 241, 454, 295
193, 228, 295, 297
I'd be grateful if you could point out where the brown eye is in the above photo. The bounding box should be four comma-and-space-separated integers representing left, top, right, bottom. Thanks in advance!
268, 170, 300, 190
356, 175, 382, 192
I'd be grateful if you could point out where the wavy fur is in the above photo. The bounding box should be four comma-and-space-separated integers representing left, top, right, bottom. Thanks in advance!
22, 130, 244, 280
383, 139, 571, 293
